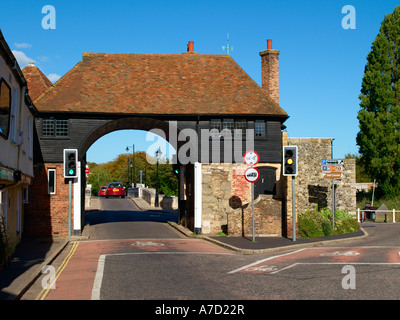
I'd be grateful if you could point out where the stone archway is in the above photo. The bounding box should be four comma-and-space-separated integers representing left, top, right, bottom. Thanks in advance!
78, 117, 196, 234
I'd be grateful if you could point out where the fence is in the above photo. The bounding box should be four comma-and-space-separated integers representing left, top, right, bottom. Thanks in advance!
357, 208, 400, 223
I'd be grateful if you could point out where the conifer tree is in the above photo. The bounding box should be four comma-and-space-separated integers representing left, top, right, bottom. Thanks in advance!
357, 6, 400, 197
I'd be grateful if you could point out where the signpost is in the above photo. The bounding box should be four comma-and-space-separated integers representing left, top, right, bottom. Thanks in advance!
321, 159, 344, 227
322, 172, 344, 179
243, 151, 260, 242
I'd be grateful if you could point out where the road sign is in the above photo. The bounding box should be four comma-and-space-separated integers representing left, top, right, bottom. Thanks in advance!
322, 165, 343, 172
323, 172, 343, 179
244, 151, 259, 166
321, 159, 344, 165
244, 167, 260, 183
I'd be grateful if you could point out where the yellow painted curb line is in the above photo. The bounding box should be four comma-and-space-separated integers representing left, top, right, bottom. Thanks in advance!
35, 241, 79, 300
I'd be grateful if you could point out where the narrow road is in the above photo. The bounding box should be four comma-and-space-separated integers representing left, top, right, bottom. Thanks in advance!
20, 197, 400, 303
84, 197, 180, 239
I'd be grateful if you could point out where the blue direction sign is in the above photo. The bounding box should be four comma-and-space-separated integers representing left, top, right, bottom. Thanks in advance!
321, 159, 344, 165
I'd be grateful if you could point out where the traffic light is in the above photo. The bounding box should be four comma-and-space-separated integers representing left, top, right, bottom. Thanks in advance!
172, 163, 179, 176
283, 146, 298, 176
64, 149, 78, 178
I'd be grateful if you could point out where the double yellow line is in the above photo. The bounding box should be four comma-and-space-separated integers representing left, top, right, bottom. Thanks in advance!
35, 241, 79, 300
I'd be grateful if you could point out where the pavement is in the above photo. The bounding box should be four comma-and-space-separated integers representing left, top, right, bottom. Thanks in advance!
0, 196, 368, 300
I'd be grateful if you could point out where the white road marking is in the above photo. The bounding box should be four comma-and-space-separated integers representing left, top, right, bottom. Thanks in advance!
91, 254, 106, 300
228, 246, 400, 275
227, 248, 306, 274
320, 250, 360, 256
131, 241, 165, 246
262, 262, 400, 275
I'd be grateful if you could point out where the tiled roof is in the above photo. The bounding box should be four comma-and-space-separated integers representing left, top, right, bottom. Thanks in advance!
22, 62, 53, 101
35, 52, 287, 117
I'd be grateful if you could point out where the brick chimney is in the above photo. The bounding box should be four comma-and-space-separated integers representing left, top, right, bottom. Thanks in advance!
187, 41, 194, 52
259, 39, 280, 104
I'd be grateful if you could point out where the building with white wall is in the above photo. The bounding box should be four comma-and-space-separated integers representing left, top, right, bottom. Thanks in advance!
0, 29, 37, 247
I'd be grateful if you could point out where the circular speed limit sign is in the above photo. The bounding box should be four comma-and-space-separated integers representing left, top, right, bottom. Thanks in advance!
244, 151, 259, 166
244, 167, 260, 183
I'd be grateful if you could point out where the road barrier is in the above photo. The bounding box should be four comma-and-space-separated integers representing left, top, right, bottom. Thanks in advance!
357, 208, 399, 223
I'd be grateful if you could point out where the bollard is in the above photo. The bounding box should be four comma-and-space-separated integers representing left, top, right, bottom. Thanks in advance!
385, 214, 387, 223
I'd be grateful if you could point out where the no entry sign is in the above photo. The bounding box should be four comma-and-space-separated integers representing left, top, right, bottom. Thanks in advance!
244, 167, 260, 183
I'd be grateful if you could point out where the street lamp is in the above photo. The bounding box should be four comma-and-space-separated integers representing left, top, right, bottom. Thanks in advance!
130, 161, 133, 188
125, 147, 130, 189
155, 147, 162, 207
126, 144, 135, 188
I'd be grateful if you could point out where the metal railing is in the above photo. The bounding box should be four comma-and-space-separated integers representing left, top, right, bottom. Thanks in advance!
357, 208, 399, 223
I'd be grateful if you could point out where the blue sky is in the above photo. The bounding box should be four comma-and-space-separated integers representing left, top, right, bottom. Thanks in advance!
1, 0, 398, 163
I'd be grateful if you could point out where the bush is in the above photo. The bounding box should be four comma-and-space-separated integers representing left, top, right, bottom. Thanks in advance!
298, 209, 360, 238
298, 210, 332, 238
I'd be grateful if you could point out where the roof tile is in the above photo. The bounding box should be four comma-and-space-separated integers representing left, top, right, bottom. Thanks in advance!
35, 52, 287, 117
22, 62, 53, 101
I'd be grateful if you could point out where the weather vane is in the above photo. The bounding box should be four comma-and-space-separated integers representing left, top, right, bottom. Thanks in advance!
222, 33, 233, 55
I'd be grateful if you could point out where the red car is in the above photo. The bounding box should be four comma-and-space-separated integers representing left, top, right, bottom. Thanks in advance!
106, 182, 125, 198
98, 186, 107, 197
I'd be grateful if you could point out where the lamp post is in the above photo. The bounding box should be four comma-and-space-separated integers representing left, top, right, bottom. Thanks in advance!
130, 161, 133, 188
126, 145, 135, 188
125, 149, 130, 189
155, 147, 162, 207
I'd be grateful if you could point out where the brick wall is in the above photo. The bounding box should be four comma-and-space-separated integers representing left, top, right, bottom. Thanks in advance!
25, 163, 73, 236
201, 163, 284, 236
228, 195, 282, 237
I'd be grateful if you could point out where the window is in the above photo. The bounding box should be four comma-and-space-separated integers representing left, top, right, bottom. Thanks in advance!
9, 89, 18, 142
255, 120, 266, 137
28, 117, 32, 158
210, 119, 221, 138
222, 118, 234, 133
234, 119, 247, 139
42, 118, 68, 136
48, 169, 56, 194
210, 119, 248, 139
23, 186, 29, 203
55, 119, 68, 136
0, 79, 11, 139
43, 118, 55, 136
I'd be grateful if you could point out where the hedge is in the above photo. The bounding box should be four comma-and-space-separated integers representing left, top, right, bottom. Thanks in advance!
298, 209, 360, 238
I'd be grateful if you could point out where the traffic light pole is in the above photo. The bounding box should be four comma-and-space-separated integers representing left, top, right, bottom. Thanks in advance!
332, 179, 335, 228
68, 179, 72, 237
292, 176, 296, 242
251, 182, 255, 242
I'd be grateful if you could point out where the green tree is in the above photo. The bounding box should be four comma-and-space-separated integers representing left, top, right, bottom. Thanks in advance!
87, 152, 178, 197
356, 6, 400, 198
344, 153, 371, 183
